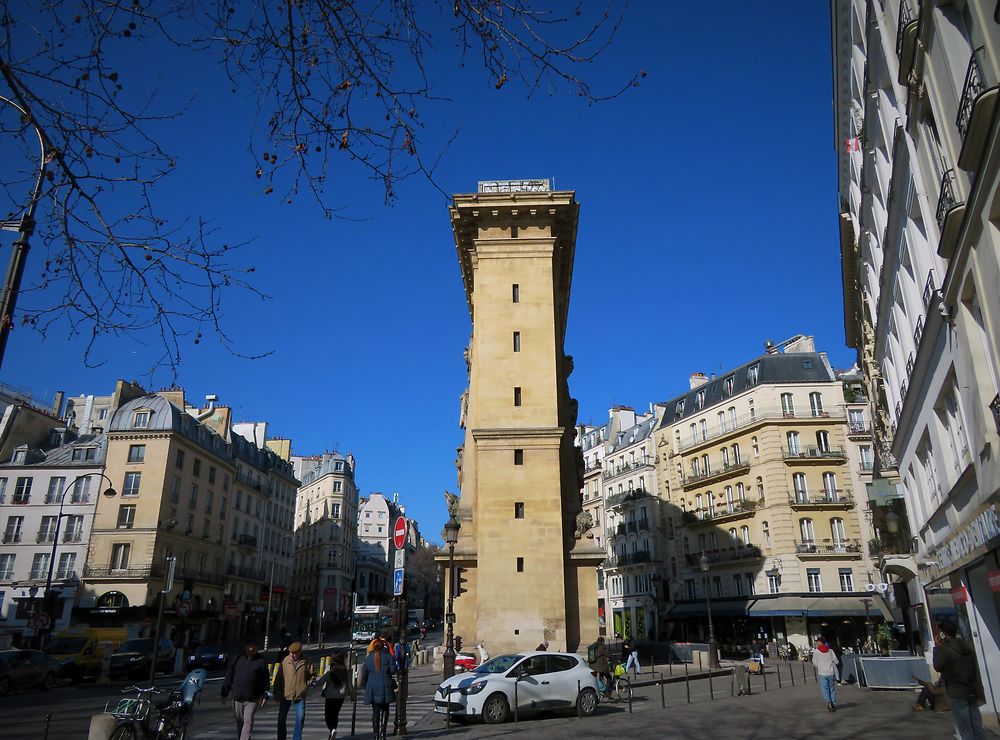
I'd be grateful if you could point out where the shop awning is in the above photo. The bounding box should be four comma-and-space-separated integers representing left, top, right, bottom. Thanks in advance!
747, 595, 876, 617
747, 597, 808, 616
668, 599, 750, 618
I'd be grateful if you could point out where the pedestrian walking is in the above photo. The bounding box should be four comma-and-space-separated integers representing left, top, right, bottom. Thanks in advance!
274, 641, 316, 740
623, 637, 640, 674
933, 621, 988, 739
220, 637, 270, 740
362, 637, 396, 740
813, 636, 840, 712
313, 651, 355, 740
535, 639, 549, 651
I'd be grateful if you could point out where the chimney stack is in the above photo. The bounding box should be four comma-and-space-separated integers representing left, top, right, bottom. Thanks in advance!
689, 372, 709, 390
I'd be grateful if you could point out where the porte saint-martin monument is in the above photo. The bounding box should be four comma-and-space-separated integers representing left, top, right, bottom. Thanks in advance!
443, 179, 603, 655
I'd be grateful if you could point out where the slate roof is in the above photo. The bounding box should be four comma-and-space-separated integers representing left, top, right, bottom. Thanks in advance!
609, 414, 657, 453
0, 434, 107, 468
657, 352, 836, 430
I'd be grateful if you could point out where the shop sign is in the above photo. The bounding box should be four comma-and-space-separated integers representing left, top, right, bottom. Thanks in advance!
989, 570, 1000, 593
929, 504, 1000, 572
951, 586, 968, 605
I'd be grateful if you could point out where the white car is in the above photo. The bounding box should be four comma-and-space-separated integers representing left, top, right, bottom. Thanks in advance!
434, 651, 600, 723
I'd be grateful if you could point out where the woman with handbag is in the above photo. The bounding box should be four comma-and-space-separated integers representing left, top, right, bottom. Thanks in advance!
313, 651, 355, 740
361, 638, 396, 740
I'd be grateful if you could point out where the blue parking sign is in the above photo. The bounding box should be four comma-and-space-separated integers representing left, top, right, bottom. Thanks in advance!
393, 568, 404, 596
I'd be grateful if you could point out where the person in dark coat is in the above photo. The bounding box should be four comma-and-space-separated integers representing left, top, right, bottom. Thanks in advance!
362, 638, 395, 740
933, 621, 987, 739
221, 638, 270, 740
313, 651, 355, 740
587, 637, 612, 696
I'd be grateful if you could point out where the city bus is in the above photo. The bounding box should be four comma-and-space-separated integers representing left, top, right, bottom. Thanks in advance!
352, 605, 393, 642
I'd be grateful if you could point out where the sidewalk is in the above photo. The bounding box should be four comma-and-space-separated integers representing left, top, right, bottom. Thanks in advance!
401, 654, 999, 739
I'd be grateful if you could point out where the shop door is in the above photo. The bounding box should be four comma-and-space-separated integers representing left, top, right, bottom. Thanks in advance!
966, 563, 1000, 718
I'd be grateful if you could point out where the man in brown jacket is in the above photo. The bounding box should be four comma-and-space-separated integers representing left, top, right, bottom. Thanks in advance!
273, 642, 316, 740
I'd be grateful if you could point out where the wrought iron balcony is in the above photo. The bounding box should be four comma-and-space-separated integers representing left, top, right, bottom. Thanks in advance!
63, 530, 83, 543
684, 544, 762, 566
868, 534, 912, 558
783, 447, 846, 461
685, 499, 760, 526
895, 0, 913, 57
794, 539, 861, 556
681, 461, 750, 488
935, 169, 960, 231
84, 564, 153, 579
2, 532, 22, 544
602, 458, 653, 481
606, 488, 651, 509
788, 490, 855, 507
848, 422, 870, 436
35, 530, 56, 543
958, 47, 986, 141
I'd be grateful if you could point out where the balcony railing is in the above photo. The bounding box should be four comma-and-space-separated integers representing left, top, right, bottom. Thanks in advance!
2, 532, 22, 544
686, 499, 760, 525
681, 461, 750, 487
868, 535, 912, 558
795, 539, 861, 555
860, 460, 875, 472
685, 544, 762, 566
958, 47, 987, 141
783, 447, 846, 461
84, 564, 153, 579
788, 490, 855, 507
895, 0, 913, 57
848, 422, 870, 435
675, 408, 846, 452
601, 458, 653, 481
35, 530, 56, 544
604, 550, 654, 569
63, 530, 83, 543
11, 495, 30, 505
606, 488, 651, 509
936, 169, 959, 230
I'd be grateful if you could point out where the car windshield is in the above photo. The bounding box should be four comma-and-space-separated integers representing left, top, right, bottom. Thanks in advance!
473, 654, 521, 674
46, 638, 87, 654
117, 639, 152, 653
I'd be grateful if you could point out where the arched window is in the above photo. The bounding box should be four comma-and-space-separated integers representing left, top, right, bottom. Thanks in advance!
740, 525, 750, 545
97, 591, 129, 609
781, 393, 795, 416
809, 392, 824, 417
695, 494, 703, 517
702, 454, 711, 475
718, 411, 726, 433
737, 482, 746, 502
816, 430, 830, 452
752, 436, 759, 456
725, 486, 734, 512
787, 431, 801, 454
691, 458, 700, 476
728, 407, 737, 428
799, 518, 815, 544
822, 472, 838, 499
762, 521, 771, 547
729, 527, 738, 544
755, 477, 764, 499
831, 517, 846, 546
732, 443, 741, 464
721, 447, 730, 466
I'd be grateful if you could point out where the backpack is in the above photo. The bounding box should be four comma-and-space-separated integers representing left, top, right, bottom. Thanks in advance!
587, 642, 599, 664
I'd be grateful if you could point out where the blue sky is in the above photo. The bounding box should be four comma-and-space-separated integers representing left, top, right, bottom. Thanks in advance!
0, 3, 852, 543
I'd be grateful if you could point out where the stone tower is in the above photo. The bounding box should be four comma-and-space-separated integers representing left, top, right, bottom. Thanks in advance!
447, 179, 602, 654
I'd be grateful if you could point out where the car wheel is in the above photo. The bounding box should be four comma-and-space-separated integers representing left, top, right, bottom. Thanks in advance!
482, 692, 509, 724
0, 676, 10, 696
577, 687, 598, 716
42, 672, 56, 691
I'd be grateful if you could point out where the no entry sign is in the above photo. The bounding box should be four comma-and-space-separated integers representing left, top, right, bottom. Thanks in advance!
393, 516, 407, 550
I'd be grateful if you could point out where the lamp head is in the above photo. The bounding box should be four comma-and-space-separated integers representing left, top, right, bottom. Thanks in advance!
102, 487, 117, 498
443, 515, 460, 545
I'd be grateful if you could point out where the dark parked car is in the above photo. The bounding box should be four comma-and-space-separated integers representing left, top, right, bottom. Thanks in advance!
0, 649, 60, 695
186, 644, 229, 670
109, 638, 176, 679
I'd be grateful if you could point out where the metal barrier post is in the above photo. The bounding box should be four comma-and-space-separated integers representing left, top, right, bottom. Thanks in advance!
762, 664, 768, 691
42, 713, 51, 740
697, 651, 703, 672
802, 661, 807, 683
445, 686, 451, 729
685, 660, 691, 704
790, 661, 796, 686
746, 666, 752, 695
628, 680, 633, 714
660, 679, 666, 708
777, 661, 782, 689
708, 668, 714, 700
577, 680, 582, 718
514, 679, 519, 724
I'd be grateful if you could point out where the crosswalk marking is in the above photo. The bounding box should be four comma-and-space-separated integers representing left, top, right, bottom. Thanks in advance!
195, 693, 434, 738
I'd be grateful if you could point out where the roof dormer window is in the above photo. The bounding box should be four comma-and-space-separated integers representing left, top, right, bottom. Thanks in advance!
133, 410, 151, 429
71, 447, 97, 462
12, 449, 26, 464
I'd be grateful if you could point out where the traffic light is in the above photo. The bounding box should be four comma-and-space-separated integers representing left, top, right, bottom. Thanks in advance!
452, 567, 469, 597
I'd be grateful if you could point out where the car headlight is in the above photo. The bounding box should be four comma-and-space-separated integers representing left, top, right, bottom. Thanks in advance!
462, 681, 488, 696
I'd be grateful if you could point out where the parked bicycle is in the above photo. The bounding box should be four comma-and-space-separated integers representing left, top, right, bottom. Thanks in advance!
596, 661, 632, 703
104, 668, 206, 740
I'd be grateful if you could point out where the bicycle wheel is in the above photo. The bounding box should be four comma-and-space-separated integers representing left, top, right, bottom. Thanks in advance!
109, 724, 138, 740
615, 677, 632, 703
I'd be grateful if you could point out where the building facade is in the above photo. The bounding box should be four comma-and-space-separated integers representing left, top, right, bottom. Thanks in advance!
0, 429, 106, 644
655, 338, 882, 652
833, 0, 1000, 723
292, 452, 358, 635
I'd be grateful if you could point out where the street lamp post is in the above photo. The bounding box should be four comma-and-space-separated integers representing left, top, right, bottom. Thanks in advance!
0, 92, 49, 370
699, 552, 721, 669
264, 533, 294, 651
41, 472, 116, 641
442, 515, 460, 679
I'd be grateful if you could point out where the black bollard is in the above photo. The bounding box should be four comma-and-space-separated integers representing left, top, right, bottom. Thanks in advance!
42, 713, 51, 740
790, 661, 796, 686
777, 661, 783, 689
762, 664, 768, 692
708, 667, 714, 700
802, 660, 807, 683
685, 660, 691, 704
577, 680, 582, 718
660, 679, 666, 708
747, 666, 752, 696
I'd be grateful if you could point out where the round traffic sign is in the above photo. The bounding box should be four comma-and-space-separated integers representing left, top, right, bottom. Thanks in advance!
393, 516, 407, 550
30, 612, 51, 630
176, 600, 193, 618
